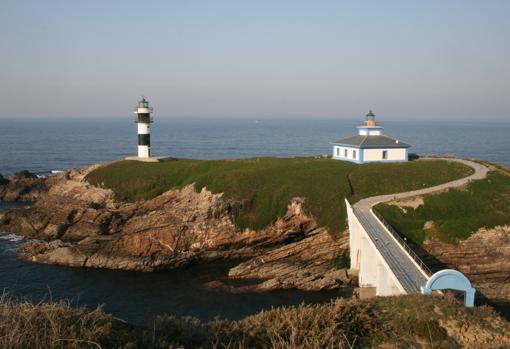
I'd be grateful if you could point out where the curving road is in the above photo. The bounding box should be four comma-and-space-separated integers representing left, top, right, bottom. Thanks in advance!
352, 158, 489, 293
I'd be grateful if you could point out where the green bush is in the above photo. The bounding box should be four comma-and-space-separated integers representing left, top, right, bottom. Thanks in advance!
335, 253, 351, 269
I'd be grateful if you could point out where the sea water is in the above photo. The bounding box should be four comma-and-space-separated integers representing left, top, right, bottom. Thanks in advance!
0, 118, 509, 175
0, 221, 345, 325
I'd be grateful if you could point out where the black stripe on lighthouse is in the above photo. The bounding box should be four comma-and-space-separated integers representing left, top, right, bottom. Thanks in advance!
137, 113, 151, 123
138, 134, 151, 146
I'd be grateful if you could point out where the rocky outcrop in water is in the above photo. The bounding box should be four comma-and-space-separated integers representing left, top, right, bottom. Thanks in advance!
0, 166, 352, 291
423, 226, 510, 301
0, 174, 9, 186
0, 170, 50, 202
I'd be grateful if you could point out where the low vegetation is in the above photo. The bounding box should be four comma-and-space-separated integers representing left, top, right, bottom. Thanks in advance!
86, 157, 471, 233
375, 168, 510, 245
1, 294, 508, 348
0, 295, 141, 349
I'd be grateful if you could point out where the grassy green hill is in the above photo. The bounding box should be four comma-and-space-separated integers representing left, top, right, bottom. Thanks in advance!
86, 157, 472, 234
375, 166, 510, 245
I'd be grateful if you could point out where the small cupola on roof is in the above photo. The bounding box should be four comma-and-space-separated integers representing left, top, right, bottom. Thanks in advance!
364, 110, 376, 126
357, 110, 383, 136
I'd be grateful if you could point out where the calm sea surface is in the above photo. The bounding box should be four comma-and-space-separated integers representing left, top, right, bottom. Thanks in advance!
0, 117, 509, 324
0, 118, 509, 175
0, 227, 344, 325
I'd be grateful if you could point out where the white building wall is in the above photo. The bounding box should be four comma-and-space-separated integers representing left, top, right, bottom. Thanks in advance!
362, 148, 407, 162
332, 146, 360, 163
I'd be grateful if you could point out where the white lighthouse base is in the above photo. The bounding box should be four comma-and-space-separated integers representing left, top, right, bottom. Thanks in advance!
124, 156, 167, 163
138, 145, 150, 158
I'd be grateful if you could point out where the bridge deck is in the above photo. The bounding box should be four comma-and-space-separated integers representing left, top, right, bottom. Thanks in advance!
352, 207, 428, 293
351, 159, 488, 294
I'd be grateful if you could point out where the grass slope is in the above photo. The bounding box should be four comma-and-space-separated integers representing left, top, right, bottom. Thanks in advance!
1, 295, 508, 348
375, 169, 510, 245
86, 157, 472, 234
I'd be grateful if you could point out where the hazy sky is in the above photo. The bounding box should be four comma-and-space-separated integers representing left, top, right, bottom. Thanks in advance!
1, 0, 509, 120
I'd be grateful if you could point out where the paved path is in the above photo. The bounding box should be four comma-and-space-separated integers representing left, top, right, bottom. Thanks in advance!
352, 158, 489, 293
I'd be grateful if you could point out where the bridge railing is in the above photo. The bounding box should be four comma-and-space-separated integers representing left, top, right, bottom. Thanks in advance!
372, 209, 432, 277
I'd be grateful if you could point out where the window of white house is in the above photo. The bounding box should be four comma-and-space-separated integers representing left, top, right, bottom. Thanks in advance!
353, 150, 357, 159
382, 150, 387, 159
336, 148, 340, 156
344, 149, 348, 157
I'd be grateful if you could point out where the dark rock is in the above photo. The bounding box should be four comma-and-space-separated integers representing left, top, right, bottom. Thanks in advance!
0, 170, 49, 202
0, 174, 9, 185
10, 170, 38, 180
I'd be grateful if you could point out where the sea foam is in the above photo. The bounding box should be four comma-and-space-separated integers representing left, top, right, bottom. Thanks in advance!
0, 233, 24, 243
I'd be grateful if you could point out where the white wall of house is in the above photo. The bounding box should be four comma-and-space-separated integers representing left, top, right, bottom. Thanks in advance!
362, 148, 407, 162
332, 145, 360, 163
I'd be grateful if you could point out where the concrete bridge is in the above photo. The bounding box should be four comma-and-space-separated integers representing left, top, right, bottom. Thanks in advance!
346, 158, 488, 306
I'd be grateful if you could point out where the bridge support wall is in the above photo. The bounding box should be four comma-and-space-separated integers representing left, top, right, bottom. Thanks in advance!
346, 199, 406, 296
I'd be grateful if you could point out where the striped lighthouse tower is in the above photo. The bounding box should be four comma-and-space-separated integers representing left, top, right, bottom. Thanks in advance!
134, 97, 154, 158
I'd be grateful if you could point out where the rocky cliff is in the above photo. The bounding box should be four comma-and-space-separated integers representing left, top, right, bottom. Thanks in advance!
0, 166, 353, 291
423, 225, 510, 301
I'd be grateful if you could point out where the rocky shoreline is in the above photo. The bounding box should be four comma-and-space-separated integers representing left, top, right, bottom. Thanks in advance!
2, 164, 509, 302
0, 167, 355, 292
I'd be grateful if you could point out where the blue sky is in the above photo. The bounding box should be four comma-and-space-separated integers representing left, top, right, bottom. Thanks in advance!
1, 0, 509, 120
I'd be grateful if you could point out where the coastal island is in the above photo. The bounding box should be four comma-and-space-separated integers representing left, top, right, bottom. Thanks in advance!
0, 157, 504, 291
1, 156, 510, 347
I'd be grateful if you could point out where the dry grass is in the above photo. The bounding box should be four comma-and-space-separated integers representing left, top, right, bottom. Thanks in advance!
151, 295, 510, 348
0, 294, 149, 349
213, 299, 382, 348
1, 294, 509, 348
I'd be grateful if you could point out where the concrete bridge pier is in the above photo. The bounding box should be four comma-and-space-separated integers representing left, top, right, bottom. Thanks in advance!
376, 262, 392, 296
346, 199, 406, 296
359, 236, 376, 288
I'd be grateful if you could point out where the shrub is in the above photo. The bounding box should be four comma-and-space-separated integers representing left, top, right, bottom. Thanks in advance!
335, 253, 351, 269
2, 295, 510, 348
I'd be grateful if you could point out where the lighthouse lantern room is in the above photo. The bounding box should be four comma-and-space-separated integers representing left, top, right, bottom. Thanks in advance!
134, 97, 154, 158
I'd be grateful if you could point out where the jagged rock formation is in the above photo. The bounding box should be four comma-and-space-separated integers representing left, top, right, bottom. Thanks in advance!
0, 166, 352, 291
0, 170, 50, 202
423, 226, 510, 301
228, 200, 354, 290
